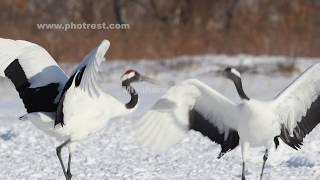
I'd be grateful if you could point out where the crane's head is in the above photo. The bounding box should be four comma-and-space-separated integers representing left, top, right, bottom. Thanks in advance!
223, 67, 241, 81
222, 67, 249, 100
121, 69, 159, 86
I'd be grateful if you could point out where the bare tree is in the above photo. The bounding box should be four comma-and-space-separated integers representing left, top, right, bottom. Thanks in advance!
113, 0, 126, 24
225, 0, 239, 30
82, 0, 94, 23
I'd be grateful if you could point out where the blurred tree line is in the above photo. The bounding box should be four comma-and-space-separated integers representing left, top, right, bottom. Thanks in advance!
0, 0, 319, 62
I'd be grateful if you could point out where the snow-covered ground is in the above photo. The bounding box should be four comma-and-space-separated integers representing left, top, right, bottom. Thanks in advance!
0, 55, 320, 180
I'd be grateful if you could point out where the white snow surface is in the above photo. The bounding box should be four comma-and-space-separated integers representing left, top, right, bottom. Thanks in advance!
0, 55, 320, 180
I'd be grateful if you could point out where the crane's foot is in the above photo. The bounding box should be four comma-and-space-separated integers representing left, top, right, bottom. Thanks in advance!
241, 174, 246, 180
66, 170, 72, 180
19, 114, 28, 121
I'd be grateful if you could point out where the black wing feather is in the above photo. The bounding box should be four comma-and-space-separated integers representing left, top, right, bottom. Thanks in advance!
279, 95, 320, 150
4, 59, 60, 113
189, 109, 239, 158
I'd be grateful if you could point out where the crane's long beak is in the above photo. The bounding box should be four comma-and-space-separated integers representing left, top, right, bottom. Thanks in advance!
140, 75, 162, 85
216, 70, 227, 77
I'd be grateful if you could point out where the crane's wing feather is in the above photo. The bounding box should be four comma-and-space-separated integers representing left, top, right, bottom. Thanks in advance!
135, 79, 239, 156
273, 63, 320, 149
55, 40, 110, 126
67, 39, 110, 97
0, 38, 68, 113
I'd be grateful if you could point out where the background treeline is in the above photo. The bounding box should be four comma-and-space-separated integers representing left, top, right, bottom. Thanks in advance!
0, 0, 319, 62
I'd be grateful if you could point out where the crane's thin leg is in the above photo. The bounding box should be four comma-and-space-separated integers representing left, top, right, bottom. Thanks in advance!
241, 142, 249, 180
56, 139, 71, 180
66, 152, 72, 179
242, 161, 246, 180
260, 149, 269, 180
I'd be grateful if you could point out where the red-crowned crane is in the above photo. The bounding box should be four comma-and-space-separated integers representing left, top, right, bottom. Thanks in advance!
0, 38, 156, 180
135, 65, 320, 180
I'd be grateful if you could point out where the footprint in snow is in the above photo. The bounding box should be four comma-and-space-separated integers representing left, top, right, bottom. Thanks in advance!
0, 130, 16, 141
286, 156, 314, 168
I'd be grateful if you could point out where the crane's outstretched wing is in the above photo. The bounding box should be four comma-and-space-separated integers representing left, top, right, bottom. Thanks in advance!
0, 38, 68, 113
55, 40, 110, 126
135, 79, 239, 157
273, 63, 320, 150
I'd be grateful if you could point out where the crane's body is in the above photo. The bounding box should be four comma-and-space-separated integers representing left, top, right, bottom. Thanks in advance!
0, 38, 154, 180
237, 100, 279, 147
59, 87, 131, 141
136, 65, 320, 180
22, 91, 130, 142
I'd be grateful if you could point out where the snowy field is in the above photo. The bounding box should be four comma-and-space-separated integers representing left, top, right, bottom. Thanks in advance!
1, 55, 320, 180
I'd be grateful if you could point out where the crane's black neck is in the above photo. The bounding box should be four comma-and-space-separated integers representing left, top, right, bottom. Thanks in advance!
232, 76, 249, 101
122, 81, 139, 109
